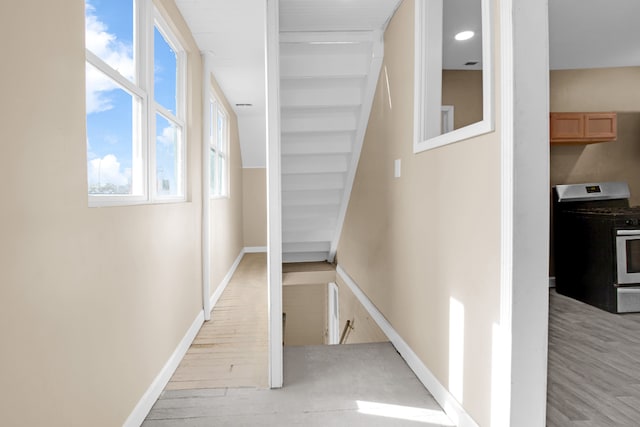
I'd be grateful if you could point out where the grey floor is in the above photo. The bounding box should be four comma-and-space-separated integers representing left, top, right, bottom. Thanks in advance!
547, 289, 640, 426
144, 342, 453, 426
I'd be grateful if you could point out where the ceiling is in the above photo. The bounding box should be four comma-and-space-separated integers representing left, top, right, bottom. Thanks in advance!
175, 0, 640, 167
549, 0, 640, 70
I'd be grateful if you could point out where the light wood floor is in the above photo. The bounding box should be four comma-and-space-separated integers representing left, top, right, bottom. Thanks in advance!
165, 253, 269, 390
547, 289, 640, 426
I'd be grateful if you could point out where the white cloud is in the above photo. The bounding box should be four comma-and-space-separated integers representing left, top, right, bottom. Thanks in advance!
85, 2, 134, 115
87, 154, 131, 187
157, 125, 177, 146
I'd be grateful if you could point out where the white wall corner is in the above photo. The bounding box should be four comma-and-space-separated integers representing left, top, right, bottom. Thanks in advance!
500, 0, 550, 426
123, 310, 205, 427
336, 265, 480, 427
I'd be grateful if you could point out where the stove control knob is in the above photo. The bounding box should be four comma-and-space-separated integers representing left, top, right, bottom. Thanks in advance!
626, 219, 637, 226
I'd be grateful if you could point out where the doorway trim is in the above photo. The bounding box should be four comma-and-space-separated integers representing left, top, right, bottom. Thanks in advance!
498, 0, 550, 426
266, 0, 283, 389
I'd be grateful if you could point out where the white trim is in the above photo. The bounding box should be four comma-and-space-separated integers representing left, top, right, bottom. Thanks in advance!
328, 31, 384, 262
413, 0, 494, 153
86, 0, 187, 207
266, 0, 283, 389
336, 266, 478, 427
244, 246, 268, 253
209, 249, 245, 311
441, 105, 454, 134
85, 50, 146, 99
123, 310, 204, 427
202, 53, 213, 321
327, 282, 340, 345
500, 1, 549, 426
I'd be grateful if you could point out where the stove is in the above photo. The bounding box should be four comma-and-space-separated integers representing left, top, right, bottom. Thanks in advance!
554, 182, 640, 313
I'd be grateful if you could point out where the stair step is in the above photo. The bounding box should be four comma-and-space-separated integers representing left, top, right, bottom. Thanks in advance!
282, 252, 330, 263
283, 241, 330, 253
282, 132, 353, 155
282, 189, 343, 206
280, 39, 374, 57
282, 205, 340, 221
281, 109, 358, 134
281, 78, 365, 108
282, 154, 349, 175
282, 173, 345, 191
280, 54, 370, 79
283, 232, 334, 246
283, 216, 338, 233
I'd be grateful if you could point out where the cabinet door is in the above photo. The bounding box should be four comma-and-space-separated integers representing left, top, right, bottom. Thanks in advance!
585, 113, 616, 139
550, 113, 584, 140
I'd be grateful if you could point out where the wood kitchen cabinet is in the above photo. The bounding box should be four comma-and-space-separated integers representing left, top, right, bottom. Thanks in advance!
550, 112, 617, 144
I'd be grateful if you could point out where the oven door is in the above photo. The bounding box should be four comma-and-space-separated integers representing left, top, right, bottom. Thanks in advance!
616, 230, 640, 284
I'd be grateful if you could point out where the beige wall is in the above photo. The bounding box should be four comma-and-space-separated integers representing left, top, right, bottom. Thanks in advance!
283, 284, 327, 346
550, 67, 640, 113
335, 276, 388, 344
242, 168, 268, 248
337, 1, 501, 425
0, 1, 240, 425
549, 67, 640, 274
210, 76, 244, 296
442, 70, 483, 130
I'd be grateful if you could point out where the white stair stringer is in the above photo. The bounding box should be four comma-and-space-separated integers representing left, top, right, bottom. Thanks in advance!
279, 30, 384, 263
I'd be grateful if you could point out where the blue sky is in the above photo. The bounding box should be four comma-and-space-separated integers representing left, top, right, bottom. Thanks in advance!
85, 0, 179, 195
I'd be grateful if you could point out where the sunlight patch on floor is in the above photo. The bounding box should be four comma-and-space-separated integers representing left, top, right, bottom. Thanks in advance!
356, 400, 455, 425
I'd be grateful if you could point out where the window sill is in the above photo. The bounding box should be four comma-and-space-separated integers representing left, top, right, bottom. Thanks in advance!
88, 196, 188, 208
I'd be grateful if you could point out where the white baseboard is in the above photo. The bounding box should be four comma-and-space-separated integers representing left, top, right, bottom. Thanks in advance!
210, 249, 245, 310
336, 265, 479, 427
244, 246, 267, 253
123, 310, 205, 427
549, 276, 556, 288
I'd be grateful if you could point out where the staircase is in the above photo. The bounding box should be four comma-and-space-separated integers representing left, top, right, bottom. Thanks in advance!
279, 26, 385, 263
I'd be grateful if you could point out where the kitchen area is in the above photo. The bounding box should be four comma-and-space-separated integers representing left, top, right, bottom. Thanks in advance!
547, 52, 640, 427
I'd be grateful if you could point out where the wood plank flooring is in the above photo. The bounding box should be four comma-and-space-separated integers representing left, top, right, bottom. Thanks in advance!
547, 289, 640, 426
165, 253, 269, 390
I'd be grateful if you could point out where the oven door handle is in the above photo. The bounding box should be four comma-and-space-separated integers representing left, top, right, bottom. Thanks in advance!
617, 230, 640, 236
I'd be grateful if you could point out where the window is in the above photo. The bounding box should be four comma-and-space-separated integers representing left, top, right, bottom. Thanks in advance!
85, 0, 185, 205
209, 97, 229, 198
413, 0, 494, 153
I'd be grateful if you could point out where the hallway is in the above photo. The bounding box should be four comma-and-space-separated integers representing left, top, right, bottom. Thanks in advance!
165, 253, 269, 390
143, 252, 451, 426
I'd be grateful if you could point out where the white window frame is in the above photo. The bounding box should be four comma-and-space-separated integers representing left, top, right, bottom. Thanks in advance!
209, 94, 229, 199
85, 0, 187, 207
413, 0, 494, 154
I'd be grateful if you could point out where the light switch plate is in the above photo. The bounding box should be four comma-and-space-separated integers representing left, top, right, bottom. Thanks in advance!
394, 159, 401, 178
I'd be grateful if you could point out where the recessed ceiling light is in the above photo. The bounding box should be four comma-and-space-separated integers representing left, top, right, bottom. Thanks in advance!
455, 31, 475, 41
235, 103, 253, 107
